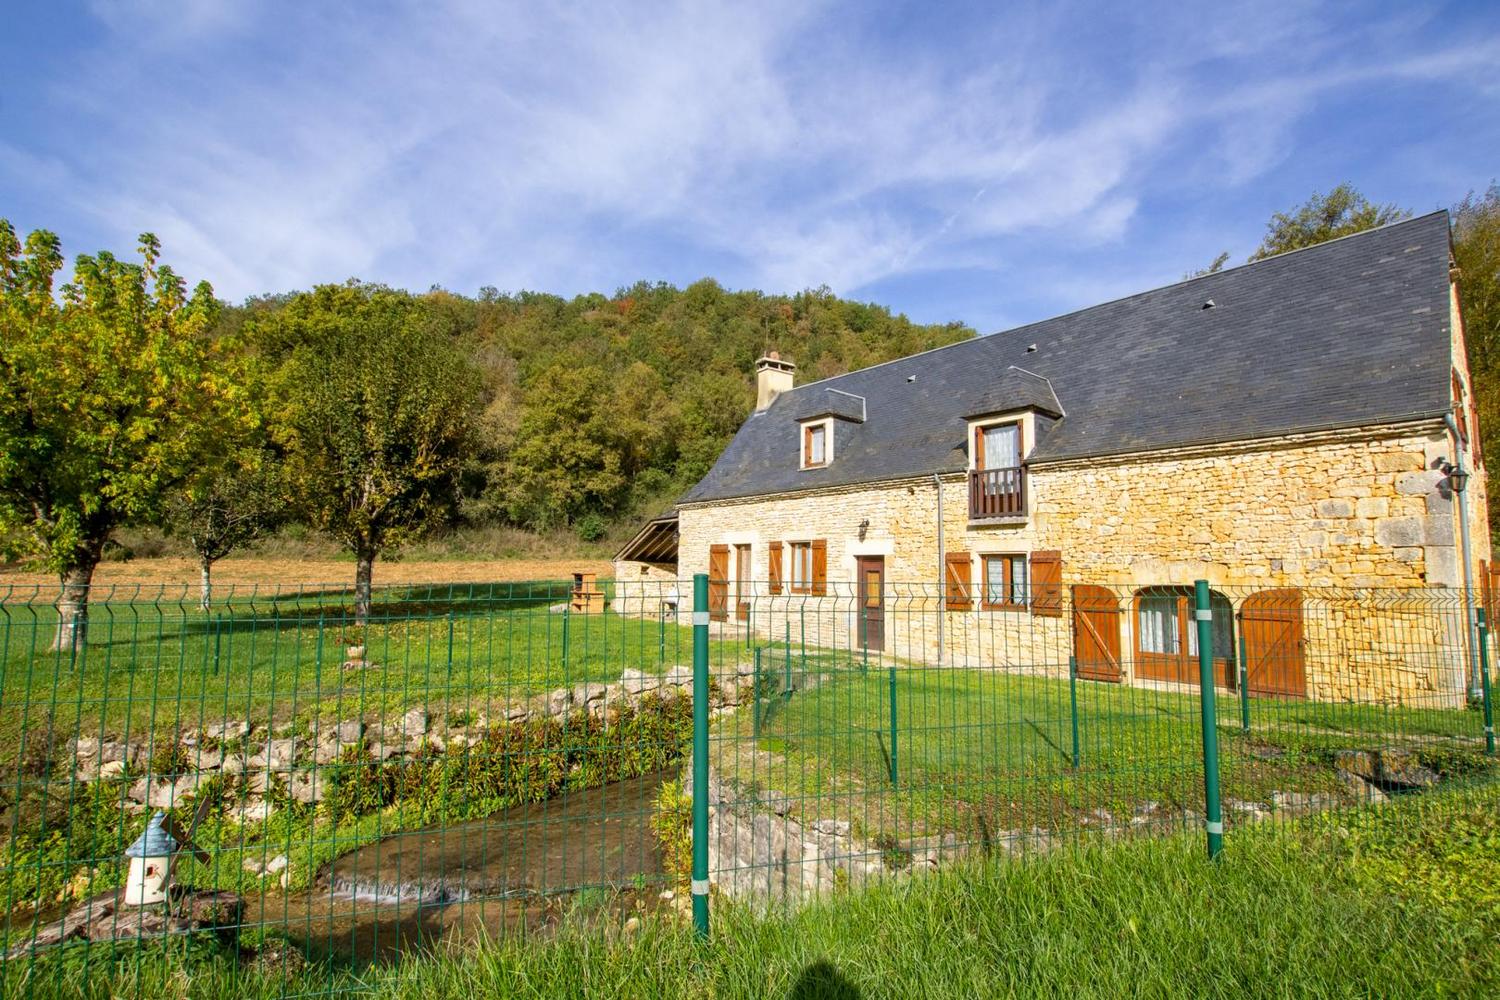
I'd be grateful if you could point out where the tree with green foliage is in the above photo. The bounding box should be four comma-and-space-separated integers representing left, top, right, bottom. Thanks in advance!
1451, 183, 1500, 535
257, 284, 481, 622
164, 453, 285, 611
1250, 184, 1410, 261
0, 223, 243, 649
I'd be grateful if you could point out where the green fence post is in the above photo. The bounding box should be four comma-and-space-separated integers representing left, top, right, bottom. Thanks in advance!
446, 610, 456, 686
888, 665, 899, 787
1237, 629, 1251, 734
1194, 580, 1224, 859
1068, 655, 1080, 769
561, 604, 571, 668
1479, 607, 1495, 756
753, 646, 763, 738
784, 621, 792, 699
212, 613, 223, 676
691, 573, 710, 939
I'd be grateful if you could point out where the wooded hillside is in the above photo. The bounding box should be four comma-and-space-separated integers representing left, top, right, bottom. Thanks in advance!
232, 279, 975, 539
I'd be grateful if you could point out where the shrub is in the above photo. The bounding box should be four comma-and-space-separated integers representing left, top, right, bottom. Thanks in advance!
574, 513, 607, 543
323, 743, 396, 823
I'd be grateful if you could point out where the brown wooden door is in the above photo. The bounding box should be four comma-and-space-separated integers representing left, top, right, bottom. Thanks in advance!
857, 556, 885, 652
1072, 585, 1122, 682
708, 545, 729, 622
734, 544, 752, 622
1241, 588, 1306, 697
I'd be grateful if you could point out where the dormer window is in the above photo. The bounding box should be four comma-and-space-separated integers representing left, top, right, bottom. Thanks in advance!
802, 420, 831, 469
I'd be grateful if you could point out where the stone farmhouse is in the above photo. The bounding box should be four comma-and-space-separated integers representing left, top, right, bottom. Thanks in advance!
615, 212, 1490, 705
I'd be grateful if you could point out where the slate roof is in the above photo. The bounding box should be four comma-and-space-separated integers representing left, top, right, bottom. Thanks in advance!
792, 387, 867, 423
683, 212, 1455, 505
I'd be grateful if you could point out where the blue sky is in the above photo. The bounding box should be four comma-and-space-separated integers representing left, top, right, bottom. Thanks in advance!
2, 1, 1498, 332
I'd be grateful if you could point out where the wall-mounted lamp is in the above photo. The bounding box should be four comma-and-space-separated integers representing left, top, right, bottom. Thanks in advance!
1439, 458, 1470, 494
858, 519, 870, 541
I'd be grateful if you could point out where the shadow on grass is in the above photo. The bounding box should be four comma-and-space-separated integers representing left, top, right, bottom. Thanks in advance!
788, 960, 861, 999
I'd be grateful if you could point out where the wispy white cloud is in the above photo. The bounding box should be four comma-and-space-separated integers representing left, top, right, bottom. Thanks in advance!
5, 0, 1496, 329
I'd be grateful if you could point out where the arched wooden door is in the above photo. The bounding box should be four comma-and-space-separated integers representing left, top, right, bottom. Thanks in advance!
1072, 585, 1122, 682
1241, 588, 1306, 697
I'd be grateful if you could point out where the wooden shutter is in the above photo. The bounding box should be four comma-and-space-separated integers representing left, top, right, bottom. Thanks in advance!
768, 542, 783, 595
811, 539, 828, 596
1030, 550, 1062, 617
944, 552, 972, 610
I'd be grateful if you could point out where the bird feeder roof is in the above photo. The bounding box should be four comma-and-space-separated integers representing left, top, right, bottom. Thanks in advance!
125, 811, 179, 858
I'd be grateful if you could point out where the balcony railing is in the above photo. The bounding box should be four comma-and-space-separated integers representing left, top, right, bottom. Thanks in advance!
969, 466, 1026, 519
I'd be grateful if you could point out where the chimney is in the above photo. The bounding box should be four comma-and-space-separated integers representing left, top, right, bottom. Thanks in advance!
754, 351, 795, 411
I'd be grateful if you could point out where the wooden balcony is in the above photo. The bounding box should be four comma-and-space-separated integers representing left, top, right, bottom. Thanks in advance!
969, 466, 1026, 520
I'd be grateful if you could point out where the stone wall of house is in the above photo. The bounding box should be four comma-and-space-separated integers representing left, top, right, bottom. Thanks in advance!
673, 424, 1488, 706
611, 560, 683, 618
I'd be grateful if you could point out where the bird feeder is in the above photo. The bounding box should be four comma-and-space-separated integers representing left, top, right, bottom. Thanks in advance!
124, 812, 180, 906
123, 809, 210, 907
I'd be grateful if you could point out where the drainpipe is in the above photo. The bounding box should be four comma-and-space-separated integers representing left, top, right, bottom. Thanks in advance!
1444, 412, 1483, 698
934, 474, 944, 665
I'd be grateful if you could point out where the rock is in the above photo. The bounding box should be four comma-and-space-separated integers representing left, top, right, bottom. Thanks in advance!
240, 798, 275, 822
663, 665, 694, 686
620, 668, 661, 695
573, 682, 609, 704
1374, 516, 1423, 548
545, 688, 573, 716
1333, 749, 1378, 780
263, 854, 289, 875
336, 720, 364, 744
248, 738, 298, 771
71, 737, 101, 760
203, 720, 250, 743
1270, 790, 1338, 813
95, 741, 137, 765
506, 704, 532, 721
286, 770, 325, 805
813, 819, 850, 837
401, 708, 429, 736
1374, 749, 1439, 789
1316, 499, 1353, 519
1336, 769, 1389, 804
247, 771, 279, 796
98, 760, 128, 781
313, 740, 344, 765
221, 755, 247, 777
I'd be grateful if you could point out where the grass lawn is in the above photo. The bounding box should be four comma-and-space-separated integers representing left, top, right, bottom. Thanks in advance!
716, 655, 1496, 841
0, 582, 732, 757
7, 785, 1498, 999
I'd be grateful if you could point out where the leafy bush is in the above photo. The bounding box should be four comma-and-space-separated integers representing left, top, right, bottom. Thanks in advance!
322, 743, 396, 823
651, 776, 692, 882
391, 692, 692, 826
574, 513, 607, 543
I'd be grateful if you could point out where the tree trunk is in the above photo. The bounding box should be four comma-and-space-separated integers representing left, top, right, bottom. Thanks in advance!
199, 555, 214, 613
354, 550, 375, 626
53, 560, 98, 652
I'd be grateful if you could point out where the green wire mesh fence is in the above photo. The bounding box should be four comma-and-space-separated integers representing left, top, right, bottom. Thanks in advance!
0, 575, 1494, 994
